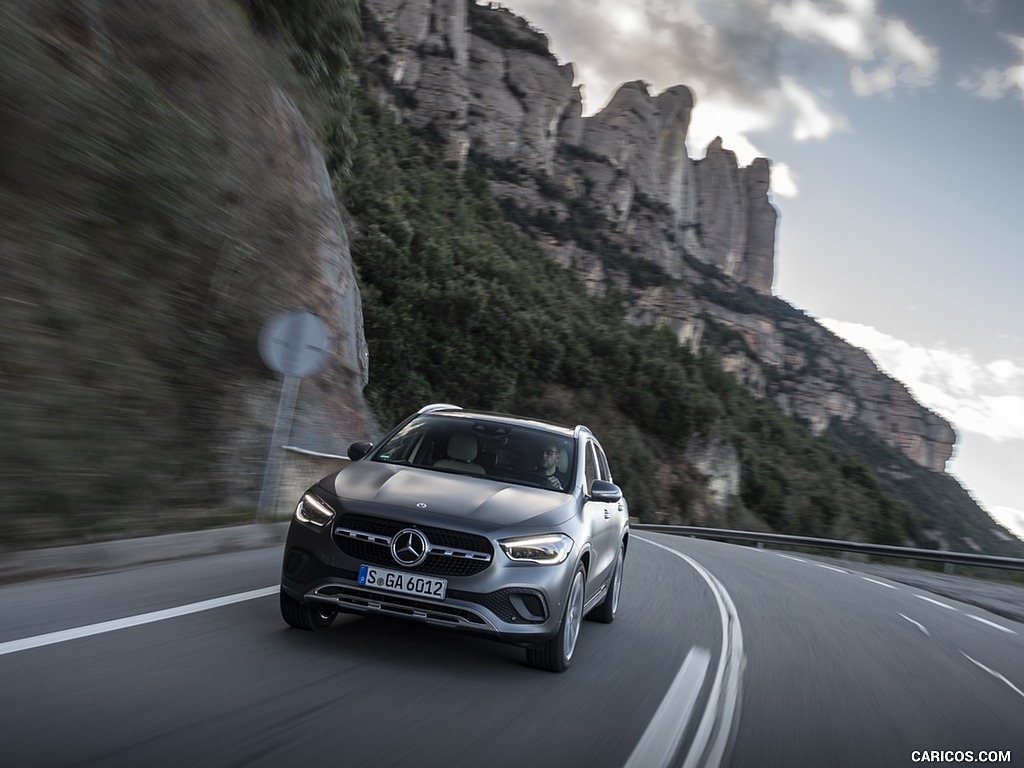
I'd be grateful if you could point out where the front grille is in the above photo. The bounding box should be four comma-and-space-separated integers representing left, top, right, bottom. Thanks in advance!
334, 513, 493, 577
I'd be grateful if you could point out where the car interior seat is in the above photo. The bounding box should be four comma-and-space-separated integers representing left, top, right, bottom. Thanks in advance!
555, 445, 570, 486
433, 432, 486, 474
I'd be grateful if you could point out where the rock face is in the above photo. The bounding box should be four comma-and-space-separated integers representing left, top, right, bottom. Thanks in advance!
261, 90, 376, 456
362, 0, 955, 473
366, 2, 774, 292
707, 306, 957, 472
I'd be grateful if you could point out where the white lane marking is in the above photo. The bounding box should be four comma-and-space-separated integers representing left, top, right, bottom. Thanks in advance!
624, 647, 711, 768
914, 594, 957, 611
776, 554, 806, 563
966, 614, 1017, 635
898, 613, 930, 636
961, 652, 1024, 700
862, 577, 897, 590
816, 563, 849, 574
0, 586, 278, 657
637, 536, 745, 768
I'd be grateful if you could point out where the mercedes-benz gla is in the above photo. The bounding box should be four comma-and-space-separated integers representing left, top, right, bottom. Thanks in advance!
279, 403, 629, 671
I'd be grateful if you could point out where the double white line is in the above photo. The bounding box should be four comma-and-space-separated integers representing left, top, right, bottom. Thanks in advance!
626, 538, 745, 768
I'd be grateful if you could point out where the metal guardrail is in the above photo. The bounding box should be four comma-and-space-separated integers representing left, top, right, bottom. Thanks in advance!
632, 524, 1024, 572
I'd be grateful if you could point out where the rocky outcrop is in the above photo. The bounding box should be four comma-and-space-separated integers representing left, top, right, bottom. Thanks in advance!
694, 138, 749, 281
740, 158, 777, 294
686, 433, 741, 507
364, 0, 774, 292
465, 30, 575, 174
703, 306, 955, 471
362, 0, 956, 474
371, 0, 472, 166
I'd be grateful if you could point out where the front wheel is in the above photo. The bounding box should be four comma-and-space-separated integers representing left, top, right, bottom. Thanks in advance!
589, 544, 624, 624
280, 588, 336, 630
526, 564, 586, 672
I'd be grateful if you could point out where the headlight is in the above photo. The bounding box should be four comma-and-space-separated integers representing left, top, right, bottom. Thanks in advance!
294, 493, 336, 527
498, 533, 573, 565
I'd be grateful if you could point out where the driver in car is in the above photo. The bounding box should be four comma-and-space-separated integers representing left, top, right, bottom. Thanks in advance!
538, 443, 564, 490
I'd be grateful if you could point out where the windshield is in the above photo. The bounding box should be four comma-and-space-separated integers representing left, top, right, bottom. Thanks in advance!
374, 415, 575, 493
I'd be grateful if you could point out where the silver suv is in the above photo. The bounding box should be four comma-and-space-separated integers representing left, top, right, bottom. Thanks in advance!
279, 404, 629, 672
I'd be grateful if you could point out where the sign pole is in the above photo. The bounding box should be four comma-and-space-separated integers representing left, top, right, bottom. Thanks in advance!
256, 373, 300, 522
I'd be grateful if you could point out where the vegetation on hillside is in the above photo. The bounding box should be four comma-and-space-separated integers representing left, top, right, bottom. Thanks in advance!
339, 92, 920, 545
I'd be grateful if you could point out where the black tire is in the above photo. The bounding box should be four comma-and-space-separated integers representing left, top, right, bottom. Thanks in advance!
526, 563, 586, 672
589, 544, 624, 624
280, 588, 336, 631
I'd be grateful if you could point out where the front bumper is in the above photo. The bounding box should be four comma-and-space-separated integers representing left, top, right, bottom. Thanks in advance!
281, 519, 576, 645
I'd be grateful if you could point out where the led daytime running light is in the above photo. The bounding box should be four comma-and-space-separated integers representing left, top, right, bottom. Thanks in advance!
295, 493, 336, 527
499, 533, 573, 564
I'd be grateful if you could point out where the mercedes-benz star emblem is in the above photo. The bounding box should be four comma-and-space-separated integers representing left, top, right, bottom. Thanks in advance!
391, 528, 429, 567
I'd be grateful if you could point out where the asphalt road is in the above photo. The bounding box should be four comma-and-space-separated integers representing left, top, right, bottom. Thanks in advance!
1, 533, 1021, 767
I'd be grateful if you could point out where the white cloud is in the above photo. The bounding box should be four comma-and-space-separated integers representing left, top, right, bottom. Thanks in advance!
770, 0, 873, 60
780, 77, 849, 140
881, 19, 938, 81
989, 506, 1024, 542
987, 359, 1024, 383
770, 0, 937, 96
959, 34, 1024, 103
683, 78, 847, 179
770, 162, 799, 198
848, 19, 938, 95
850, 66, 897, 96
821, 319, 1024, 443
686, 95, 775, 162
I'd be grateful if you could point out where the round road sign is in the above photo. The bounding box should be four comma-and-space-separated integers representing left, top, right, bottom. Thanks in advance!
258, 309, 330, 377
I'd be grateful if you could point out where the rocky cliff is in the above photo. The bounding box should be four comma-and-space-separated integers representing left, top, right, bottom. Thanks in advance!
361, 0, 955, 474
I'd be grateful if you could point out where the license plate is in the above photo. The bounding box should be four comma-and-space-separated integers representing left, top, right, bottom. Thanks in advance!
358, 565, 447, 601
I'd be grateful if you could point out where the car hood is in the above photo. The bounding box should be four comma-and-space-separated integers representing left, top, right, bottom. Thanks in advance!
322, 461, 574, 529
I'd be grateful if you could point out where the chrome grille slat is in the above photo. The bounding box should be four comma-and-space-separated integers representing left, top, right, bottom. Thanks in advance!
335, 527, 391, 546
427, 546, 490, 561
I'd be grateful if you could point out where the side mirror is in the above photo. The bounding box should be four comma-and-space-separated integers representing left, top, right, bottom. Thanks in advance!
589, 479, 622, 502
347, 441, 373, 461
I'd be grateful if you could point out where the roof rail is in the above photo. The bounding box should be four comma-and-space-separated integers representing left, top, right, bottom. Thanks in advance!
417, 403, 462, 414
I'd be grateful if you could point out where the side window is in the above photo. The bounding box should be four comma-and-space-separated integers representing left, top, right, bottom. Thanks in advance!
584, 442, 599, 490
594, 443, 611, 482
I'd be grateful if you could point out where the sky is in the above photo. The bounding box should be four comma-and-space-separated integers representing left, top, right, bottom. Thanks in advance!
490, 0, 1024, 542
